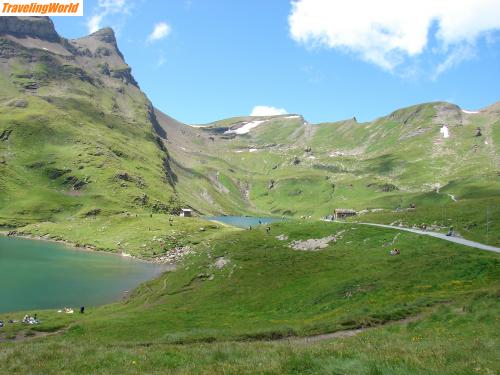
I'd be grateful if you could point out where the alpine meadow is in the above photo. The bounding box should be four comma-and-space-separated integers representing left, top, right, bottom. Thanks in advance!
0, 13, 499, 375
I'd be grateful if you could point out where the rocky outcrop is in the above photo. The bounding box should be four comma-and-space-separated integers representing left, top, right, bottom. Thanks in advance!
153, 246, 192, 264
214, 257, 230, 270
88, 28, 123, 58
0, 17, 60, 42
109, 66, 138, 86
289, 231, 345, 251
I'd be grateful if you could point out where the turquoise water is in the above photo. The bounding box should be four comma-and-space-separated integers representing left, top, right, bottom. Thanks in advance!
205, 216, 284, 229
0, 236, 164, 313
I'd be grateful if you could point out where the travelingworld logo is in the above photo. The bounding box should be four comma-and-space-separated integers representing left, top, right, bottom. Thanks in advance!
1, 0, 83, 16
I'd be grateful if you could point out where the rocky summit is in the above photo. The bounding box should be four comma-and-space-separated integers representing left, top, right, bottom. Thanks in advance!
0, 16, 60, 41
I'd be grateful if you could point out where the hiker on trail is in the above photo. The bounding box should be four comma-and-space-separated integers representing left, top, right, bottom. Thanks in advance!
249, 225, 252, 230
476, 127, 482, 137
80, 306, 85, 314
446, 226, 454, 236
258, 219, 262, 225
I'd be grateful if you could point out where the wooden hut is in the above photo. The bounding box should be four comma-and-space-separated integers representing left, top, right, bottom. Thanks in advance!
180, 208, 193, 217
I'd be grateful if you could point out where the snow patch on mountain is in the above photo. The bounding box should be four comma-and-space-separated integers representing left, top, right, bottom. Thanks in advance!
225, 120, 267, 135
440, 125, 449, 138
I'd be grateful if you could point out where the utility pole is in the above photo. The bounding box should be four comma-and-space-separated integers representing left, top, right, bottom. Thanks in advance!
486, 206, 490, 244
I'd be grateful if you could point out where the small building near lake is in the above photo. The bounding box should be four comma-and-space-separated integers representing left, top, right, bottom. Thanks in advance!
333, 208, 357, 220
180, 208, 193, 217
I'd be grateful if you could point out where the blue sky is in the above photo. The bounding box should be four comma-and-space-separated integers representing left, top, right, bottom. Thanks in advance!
52, 0, 500, 124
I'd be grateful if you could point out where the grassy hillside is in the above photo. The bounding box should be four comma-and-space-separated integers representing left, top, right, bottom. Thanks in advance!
1, 221, 498, 373
0, 20, 180, 230
158, 102, 499, 245
0, 19, 498, 375
12, 214, 231, 258
1, 17, 499, 251
351, 197, 500, 246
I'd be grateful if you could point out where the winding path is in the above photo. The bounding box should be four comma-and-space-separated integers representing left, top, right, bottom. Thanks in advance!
357, 222, 500, 253
286, 314, 422, 344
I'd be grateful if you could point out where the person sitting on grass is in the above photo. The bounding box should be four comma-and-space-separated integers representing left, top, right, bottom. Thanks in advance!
22, 315, 39, 325
390, 248, 400, 256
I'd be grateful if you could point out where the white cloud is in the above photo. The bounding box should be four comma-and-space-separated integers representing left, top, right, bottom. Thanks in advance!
147, 22, 171, 43
250, 106, 288, 116
433, 44, 476, 79
289, 0, 500, 74
87, 15, 104, 34
86, 0, 132, 33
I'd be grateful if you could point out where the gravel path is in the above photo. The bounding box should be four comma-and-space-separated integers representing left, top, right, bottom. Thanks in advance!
358, 222, 500, 253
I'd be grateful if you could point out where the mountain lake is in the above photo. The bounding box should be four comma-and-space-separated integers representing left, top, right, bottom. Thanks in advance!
0, 236, 165, 313
205, 216, 285, 228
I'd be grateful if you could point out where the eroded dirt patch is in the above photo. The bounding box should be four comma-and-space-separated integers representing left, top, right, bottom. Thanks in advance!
289, 230, 345, 251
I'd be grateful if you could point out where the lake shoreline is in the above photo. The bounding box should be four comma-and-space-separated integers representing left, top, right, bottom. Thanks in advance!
0, 215, 287, 265
0, 235, 169, 314
204, 216, 286, 229
0, 230, 175, 267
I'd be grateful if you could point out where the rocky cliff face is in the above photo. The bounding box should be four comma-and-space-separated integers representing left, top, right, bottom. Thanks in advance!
88, 27, 123, 58
0, 16, 60, 42
67, 27, 139, 86
0, 17, 140, 90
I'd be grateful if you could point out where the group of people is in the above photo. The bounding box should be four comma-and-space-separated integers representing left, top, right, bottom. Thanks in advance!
0, 306, 85, 330
22, 314, 39, 325
57, 306, 85, 314
390, 248, 401, 256
0, 316, 36, 327
247, 220, 272, 234
420, 223, 454, 237
58, 307, 74, 314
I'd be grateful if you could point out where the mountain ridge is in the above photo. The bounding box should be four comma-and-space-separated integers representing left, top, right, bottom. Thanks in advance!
0, 17, 499, 246
0, 16, 59, 42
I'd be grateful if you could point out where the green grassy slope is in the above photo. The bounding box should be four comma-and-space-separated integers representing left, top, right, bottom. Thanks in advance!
0, 20, 182, 230
158, 102, 499, 244
0, 17, 498, 375
13, 214, 231, 258
1, 221, 498, 373
2, 18, 499, 250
